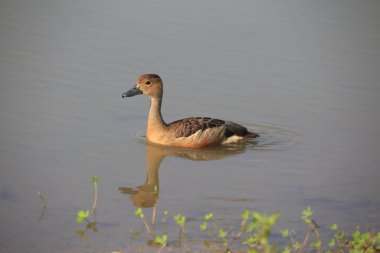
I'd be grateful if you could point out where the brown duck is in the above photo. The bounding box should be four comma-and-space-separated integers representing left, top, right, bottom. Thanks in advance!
122, 74, 259, 148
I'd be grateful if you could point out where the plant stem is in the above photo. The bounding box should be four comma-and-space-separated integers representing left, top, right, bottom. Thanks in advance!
152, 204, 157, 225
141, 216, 151, 234
91, 181, 98, 215
296, 225, 311, 253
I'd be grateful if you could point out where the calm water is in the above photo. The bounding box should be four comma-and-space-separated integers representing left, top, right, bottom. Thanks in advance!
1, 0, 380, 252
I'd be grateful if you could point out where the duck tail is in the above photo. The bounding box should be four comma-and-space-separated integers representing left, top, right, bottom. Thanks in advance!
247, 131, 260, 138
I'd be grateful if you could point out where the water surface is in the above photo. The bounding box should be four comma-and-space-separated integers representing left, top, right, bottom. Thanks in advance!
1, 0, 380, 252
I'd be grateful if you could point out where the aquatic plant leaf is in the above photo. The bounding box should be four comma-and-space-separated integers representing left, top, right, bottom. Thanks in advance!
281, 229, 289, 237
89, 176, 99, 183
134, 208, 142, 216
329, 238, 336, 247
76, 209, 90, 223
204, 213, 213, 221
174, 213, 186, 229
218, 228, 227, 238
301, 206, 313, 224
241, 209, 250, 221
154, 233, 167, 246
200, 222, 207, 231
268, 212, 281, 225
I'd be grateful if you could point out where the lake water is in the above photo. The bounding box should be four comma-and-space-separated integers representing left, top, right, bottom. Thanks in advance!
1, 0, 380, 252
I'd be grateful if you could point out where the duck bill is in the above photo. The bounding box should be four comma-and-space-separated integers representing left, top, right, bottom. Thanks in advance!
122, 85, 143, 98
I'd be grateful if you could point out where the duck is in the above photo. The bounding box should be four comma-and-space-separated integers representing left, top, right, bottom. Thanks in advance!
122, 74, 259, 148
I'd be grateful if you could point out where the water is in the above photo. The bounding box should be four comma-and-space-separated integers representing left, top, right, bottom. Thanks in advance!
1, 0, 380, 252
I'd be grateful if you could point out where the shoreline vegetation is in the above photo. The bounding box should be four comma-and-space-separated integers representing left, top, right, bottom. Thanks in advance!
70, 177, 379, 253
123, 207, 380, 253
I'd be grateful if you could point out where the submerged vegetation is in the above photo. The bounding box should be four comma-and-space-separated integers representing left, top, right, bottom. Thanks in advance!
72, 177, 380, 252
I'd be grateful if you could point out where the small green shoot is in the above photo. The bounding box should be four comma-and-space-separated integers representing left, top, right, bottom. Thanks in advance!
174, 213, 186, 231
301, 206, 313, 224
200, 222, 207, 231
218, 228, 227, 239
135, 208, 151, 234
205, 213, 213, 221
76, 209, 90, 223
154, 233, 168, 246
330, 223, 338, 231
161, 210, 169, 224
281, 229, 289, 237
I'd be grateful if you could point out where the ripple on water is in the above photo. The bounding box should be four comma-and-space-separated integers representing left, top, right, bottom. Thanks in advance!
247, 122, 301, 151
129, 128, 148, 146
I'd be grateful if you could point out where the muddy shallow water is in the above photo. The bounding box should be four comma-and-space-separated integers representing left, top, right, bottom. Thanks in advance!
1, 0, 380, 252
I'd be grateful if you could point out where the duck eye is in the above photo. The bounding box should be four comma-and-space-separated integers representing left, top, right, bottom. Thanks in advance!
145, 81, 151, 85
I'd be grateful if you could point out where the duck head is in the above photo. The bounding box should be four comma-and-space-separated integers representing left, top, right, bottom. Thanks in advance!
122, 74, 163, 99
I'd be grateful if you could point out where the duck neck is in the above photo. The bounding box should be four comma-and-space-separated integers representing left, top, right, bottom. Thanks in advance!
147, 97, 167, 133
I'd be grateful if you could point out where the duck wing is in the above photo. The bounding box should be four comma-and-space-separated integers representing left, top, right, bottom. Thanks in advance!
168, 117, 259, 139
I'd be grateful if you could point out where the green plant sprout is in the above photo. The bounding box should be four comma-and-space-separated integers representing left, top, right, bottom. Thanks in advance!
235, 209, 251, 239
75, 211, 97, 239
199, 213, 214, 232
154, 233, 168, 246
74, 177, 100, 239
200, 222, 208, 231
154, 233, 168, 253
173, 213, 189, 249
173, 213, 186, 231
161, 210, 169, 224
76, 209, 90, 223
301, 206, 313, 224
205, 213, 213, 221
135, 208, 152, 234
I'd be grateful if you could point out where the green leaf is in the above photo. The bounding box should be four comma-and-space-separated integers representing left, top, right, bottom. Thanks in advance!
134, 208, 142, 216
76, 215, 85, 223
76, 209, 90, 223
241, 209, 250, 221
89, 176, 99, 183
281, 229, 289, 237
292, 241, 301, 250
154, 233, 167, 246
246, 219, 259, 232
330, 224, 338, 231
243, 235, 257, 245
200, 222, 207, 231
352, 229, 361, 241
328, 238, 336, 247
375, 232, 380, 244
268, 212, 281, 225
252, 212, 263, 222
301, 206, 313, 224
218, 228, 227, 239
174, 213, 186, 229
204, 213, 213, 221
314, 241, 322, 248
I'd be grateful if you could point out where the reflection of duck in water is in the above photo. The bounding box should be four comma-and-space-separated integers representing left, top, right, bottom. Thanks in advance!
119, 141, 255, 208
122, 74, 259, 148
